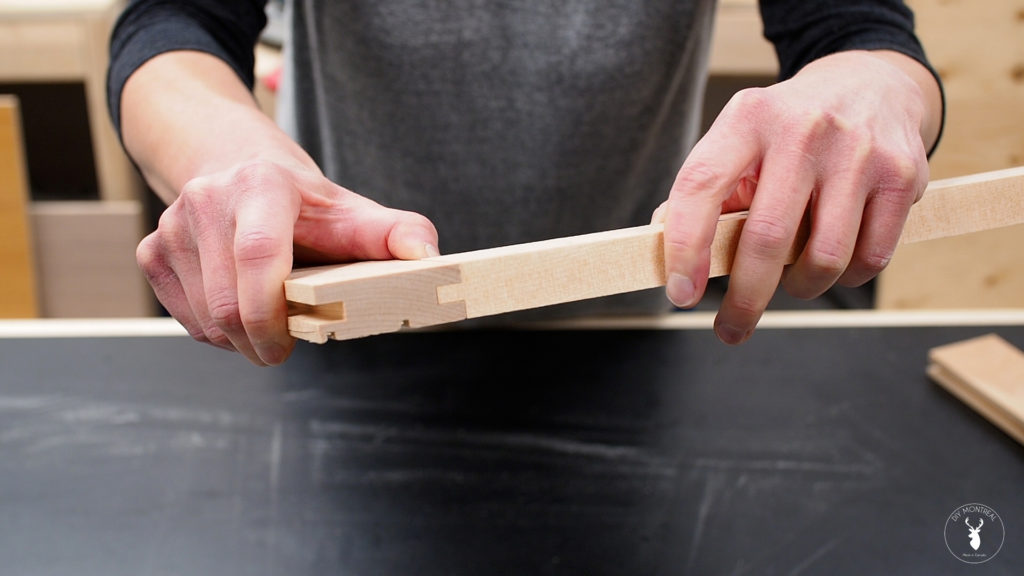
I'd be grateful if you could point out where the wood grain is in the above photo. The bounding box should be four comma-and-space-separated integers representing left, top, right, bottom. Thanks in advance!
928, 333, 1024, 447
0, 96, 38, 318
287, 166, 1024, 343
877, 0, 1024, 308
286, 213, 763, 342
898, 165, 1024, 244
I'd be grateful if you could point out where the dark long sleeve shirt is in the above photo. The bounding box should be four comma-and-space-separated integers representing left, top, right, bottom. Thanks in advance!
107, 0, 944, 317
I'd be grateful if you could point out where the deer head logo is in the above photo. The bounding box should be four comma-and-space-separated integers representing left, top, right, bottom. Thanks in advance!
965, 517, 983, 551
945, 503, 1004, 564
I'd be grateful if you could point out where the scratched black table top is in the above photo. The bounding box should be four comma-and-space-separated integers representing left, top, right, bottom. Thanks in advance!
1, 323, 1021, 575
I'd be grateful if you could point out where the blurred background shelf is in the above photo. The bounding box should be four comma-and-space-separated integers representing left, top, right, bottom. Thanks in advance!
0, 0, 152, 318
1, 0, 1021, 319
0, 0, 142, 202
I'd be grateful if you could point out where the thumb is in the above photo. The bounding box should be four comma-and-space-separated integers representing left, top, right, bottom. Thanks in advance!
386, 215, 442, 260
293, 188, 440, 263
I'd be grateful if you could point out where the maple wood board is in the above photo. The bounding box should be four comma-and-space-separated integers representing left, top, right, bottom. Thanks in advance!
897, 166, 1024, 245
287, 166, 1024, 343
286, 213, 757, 343
927, 333, 1024, 447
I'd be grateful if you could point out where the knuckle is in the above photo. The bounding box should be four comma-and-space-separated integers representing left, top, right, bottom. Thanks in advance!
135, 235, 180, 292
726, 294, 764, 320
673, 161, 730, 196
178, 182, 220, 229
806, 241, 849, 278
890, 153, 921, 184
234, 229, 282, 265
207, 293, 243, 332
724, 86, 772, 118
179, 164, 263, 217
664, 234, 702, 256
230, 160, 290, 195
178, 177, 213, 206
135, 234, 161, 272
857, 250, 893, 276
878, 153, 921, 190
872, 147, 926, 196
176, 316, 230, 350
186, 325, 212, 345
154, 203, 188, 242
199, 324, 234, 350
742, 213, 793, 253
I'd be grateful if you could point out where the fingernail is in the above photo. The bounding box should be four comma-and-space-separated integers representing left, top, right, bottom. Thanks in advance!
424, 243, 440, 258
651, 203, 668, 224
715, 322, 748, 345
667, 273, 696, 308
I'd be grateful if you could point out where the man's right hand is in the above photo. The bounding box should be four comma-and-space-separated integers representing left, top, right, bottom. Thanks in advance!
120, 52, 437, 366
136, 161, 439, 366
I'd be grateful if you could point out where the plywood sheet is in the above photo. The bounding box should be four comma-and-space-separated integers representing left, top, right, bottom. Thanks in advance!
0, 96, 38, 318
877, 0, 1024, 309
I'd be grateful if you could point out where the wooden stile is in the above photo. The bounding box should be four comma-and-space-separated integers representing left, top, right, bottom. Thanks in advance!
287, 166, 1024, 343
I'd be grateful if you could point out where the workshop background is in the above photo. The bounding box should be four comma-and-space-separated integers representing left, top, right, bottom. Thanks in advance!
1, 0, 1023, 319
1, 2, 1023, 575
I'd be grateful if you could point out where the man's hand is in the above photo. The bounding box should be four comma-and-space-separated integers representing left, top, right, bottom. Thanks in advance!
137, 161, 438, 366
656, 50, 943, 344
121, 51, 438, 366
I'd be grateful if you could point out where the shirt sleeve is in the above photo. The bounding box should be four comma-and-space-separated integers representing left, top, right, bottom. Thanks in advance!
106, 0, 268, 137
759, 0, 945, 155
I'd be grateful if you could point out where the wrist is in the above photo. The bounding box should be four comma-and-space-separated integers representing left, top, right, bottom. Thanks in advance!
122, 51, 319, 203
865, 49, 945, 154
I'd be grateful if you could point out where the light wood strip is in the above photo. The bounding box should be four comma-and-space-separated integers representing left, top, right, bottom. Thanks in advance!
0, 317, 187, 338
5, 310, 1024, 340
899, 166, 1024, 245
928, 333, 1024, 447
287, 166, 1024, 343
534, 309, 1024, 331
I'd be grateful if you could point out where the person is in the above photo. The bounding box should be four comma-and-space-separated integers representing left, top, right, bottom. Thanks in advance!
107, 1, 944, 367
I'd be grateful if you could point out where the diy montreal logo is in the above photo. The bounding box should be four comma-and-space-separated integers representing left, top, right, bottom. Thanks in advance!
944, 503, 1005, 564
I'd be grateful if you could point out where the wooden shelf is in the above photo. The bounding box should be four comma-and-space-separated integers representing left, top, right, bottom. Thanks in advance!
0, 0, 142, 201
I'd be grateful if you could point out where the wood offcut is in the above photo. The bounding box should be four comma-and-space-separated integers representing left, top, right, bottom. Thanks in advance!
928, 333, 1024, 447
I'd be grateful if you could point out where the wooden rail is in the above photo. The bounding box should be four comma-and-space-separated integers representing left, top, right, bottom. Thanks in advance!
287, 166, 1024, 343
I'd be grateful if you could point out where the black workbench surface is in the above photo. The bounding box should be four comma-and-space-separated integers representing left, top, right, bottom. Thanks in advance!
1, 322, 1021, 575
